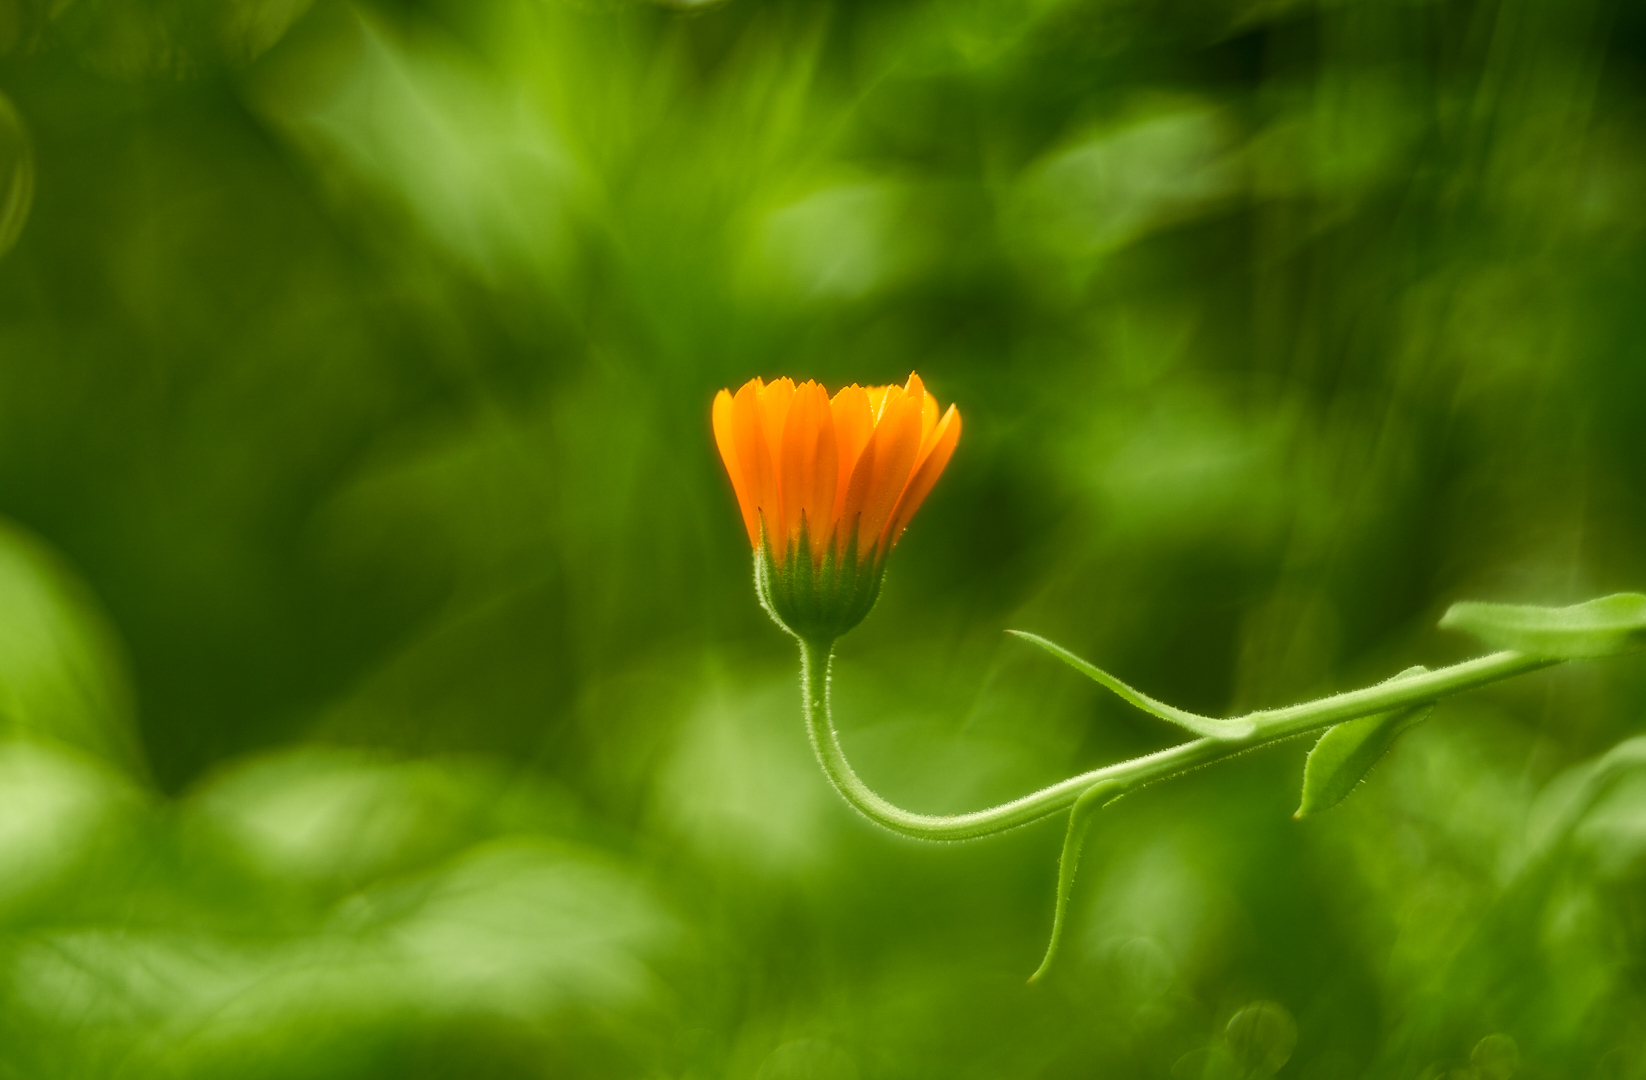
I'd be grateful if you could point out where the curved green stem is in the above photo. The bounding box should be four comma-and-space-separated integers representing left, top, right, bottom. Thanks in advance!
798, 637, 1557, 842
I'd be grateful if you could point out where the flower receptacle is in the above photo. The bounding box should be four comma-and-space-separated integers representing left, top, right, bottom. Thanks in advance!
754, 523, 885, 643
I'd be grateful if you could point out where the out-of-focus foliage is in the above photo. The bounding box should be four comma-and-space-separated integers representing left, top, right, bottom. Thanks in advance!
0, 0, 1644, 1075
0, 89, 29, 258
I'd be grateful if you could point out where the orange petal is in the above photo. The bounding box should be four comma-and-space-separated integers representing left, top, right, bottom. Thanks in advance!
732, 379, 778, 550
810, 395, 838, 563
919, 389, 939, 446
841, 385, 924, 562
759, 377, 796, 458
758, 378, 796, 544
885, 404, 961, 550
903, 373, 939, 454
713, 388, 758, 547
830, 385, 873, 525
780, 382, 825, 550
792, 381, 838, 560
866, 385, 891, 420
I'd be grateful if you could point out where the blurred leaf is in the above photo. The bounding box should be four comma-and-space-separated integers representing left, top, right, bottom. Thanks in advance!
651, 677, 839, 879
0, 742, 142, 918
1295, 665, 1433, 819
1080, 387, 1305, 552
755, 1038, 861, 1080
53, 0, 316, 77
1527, 736, 1646, 881
0, 91, 32, 260
0, 520, 143, 773
1249, 72, 1423, 205
752, 179, 915, 302
1223, 1001, 1296, 1080
1007, 98, 1240, 276
364, 837, 680, 1016
191, 747, 580, 892
8, 835, 681, 1077
1471, 1034, 1520, 1080
1439, 593, 1646, 660
252, 8, 583, 285
1171, 1045, 1242, 1080
1081, 833, 1237, 994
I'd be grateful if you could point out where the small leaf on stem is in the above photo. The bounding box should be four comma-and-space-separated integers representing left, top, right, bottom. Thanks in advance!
1295, 665, 1432, 819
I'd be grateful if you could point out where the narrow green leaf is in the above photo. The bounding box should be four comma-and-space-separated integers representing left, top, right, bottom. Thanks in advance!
1008, 631, 1255, 740
1295, 666, 1432, 819
1439, 592, 1646, 660
1027, 780, 1120, 984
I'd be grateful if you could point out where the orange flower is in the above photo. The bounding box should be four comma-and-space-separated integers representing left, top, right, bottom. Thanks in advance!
712, 373, 961, 641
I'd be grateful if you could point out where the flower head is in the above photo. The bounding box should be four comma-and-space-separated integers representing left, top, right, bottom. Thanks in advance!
713, 373, 960, 641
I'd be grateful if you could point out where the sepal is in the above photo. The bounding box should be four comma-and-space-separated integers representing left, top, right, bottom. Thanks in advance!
754, 522, 886, 643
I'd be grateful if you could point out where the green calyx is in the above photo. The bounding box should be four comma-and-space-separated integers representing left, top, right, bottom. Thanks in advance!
755, 520, 886, 643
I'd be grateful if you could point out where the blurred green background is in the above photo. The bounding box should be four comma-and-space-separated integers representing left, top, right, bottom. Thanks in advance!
0, 0, 1644, 1076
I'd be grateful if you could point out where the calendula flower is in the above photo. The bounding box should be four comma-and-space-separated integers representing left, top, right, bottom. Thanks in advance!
713, 373, 961, 641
